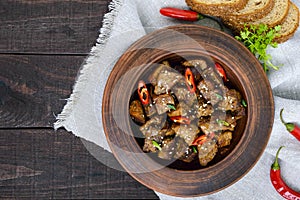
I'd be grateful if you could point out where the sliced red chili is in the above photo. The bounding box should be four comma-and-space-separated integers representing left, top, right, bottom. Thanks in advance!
170, 116, 191, 125
192, 133, 215, 146
192, 135, 207, 146
215, 62, 227, 82
137, 80, 150, 105
185, 68, 196, 93
159, 7, 203, 21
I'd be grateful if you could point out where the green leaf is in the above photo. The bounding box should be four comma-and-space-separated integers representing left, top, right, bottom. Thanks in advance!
236, 23, 282, 71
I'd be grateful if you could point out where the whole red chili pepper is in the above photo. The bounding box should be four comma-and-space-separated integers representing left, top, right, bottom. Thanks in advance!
270, 146, 300, 200
159, 7, 204, 21
215, 62, 227, 82
185, 68, 196, 93
170, 116, 191, 125
280, 109, 300, 141
137, 80, 150, 105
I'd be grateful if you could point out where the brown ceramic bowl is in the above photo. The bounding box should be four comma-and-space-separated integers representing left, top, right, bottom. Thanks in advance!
102, 25, 274, 197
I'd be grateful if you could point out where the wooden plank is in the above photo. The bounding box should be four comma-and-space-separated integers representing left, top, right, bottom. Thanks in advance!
0, 54, 83, 128
0, 129, 158, 199
0, 0, 111, 53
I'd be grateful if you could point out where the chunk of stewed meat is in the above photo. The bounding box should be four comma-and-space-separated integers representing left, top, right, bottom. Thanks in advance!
139, 115, 165, 138
197, 140, 218, 166
153, 93, 175, 115
172, 86, 197, 107
154, 67, 184, 95
158, 137, 188, 160
217, 131, 232, 148
129, 100, 146, 124
198, 114, 237, 135
218, 89, 243, 111
172, 123, 200, 146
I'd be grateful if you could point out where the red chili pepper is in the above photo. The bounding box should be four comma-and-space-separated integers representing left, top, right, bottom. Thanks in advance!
215, 62, 227, 82
192, 133, 215, 146
160, 7, 204, 21
137, 80, 150, 105
270, 146, 300, 200
170, 116, 191, 125
192, 135, 207, 146
280, 109, 300, 141
185, 68, 196, 93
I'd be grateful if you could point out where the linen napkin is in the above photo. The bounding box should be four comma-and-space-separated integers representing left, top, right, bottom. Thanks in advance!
54, 0, 300, 199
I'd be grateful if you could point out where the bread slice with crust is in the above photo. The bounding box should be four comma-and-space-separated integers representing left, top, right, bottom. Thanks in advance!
185, 0, 248, 17
224, 0, 275, 22
274, 1, 299, 43
223, 0, 289, 31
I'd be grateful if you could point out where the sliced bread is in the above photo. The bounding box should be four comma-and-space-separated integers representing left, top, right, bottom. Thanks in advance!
274, 1, 299, 43
185, 0, 248, 17
223, 0, 289, 31
223, 0, 275, 22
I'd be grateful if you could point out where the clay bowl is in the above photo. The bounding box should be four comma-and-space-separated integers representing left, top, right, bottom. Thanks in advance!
102, 24, 274, 197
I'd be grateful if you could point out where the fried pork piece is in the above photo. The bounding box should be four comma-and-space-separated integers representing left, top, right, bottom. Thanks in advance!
197, 80, 227, 105
152, 64, 185, 95
144, 103, 156, 118
148, 61, 171, 86
153, 93, 175, 115
197, 97, 214, 117
139, 115, 165, 138
197, 139, 218, 166
182, 59, 208, 71
218, 89, 243, 111
172, 123, 200, 146
217, 131, 232, 148
198, 113, 238, 135
168, 102, 198, 121
178, 147, 197, 163
158, 136, 189, 160
129, 100, 145, 124
172, 86, 197, 106
143, 128, 175, 153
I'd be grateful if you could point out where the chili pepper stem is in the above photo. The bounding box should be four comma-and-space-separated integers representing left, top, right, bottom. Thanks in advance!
271, 146, 284, 170
280, 109, 295, 132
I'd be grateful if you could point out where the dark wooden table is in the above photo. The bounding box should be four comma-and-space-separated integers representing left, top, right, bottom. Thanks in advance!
0, 1, 158, 198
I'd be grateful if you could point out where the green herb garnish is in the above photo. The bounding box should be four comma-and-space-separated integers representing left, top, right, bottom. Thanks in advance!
152, 140, 162, 151
192, 146, 198, 153
241, 99, 247, 107
167, 104, 176, 111
215, 93, 223, 100
235, 24, 282, 71
216, 119, 230, 126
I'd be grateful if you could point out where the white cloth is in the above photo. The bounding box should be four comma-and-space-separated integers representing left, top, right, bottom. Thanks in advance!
54, 0, 300, 199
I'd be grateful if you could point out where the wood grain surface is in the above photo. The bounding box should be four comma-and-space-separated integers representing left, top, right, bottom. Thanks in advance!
0, 0, 158, 198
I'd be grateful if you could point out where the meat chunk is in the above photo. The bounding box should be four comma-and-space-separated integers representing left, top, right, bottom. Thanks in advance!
217, 131, 232, 148
178, 147, 197, 163
218, 89, 243, 111
197, 97, 214, 117
197, 140, 218, 166
153, 93, 175, 115
158, 137, 188, 160
198, 113, 237, 135
139, 115, 165, 138
148, 61, 171, 86
154, 67, 185, 95
172, 124, 200, 145
197, 80, 227, 105
172, 86, 197, 107
129, 100, 145, 124
182, 59, 208, 71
